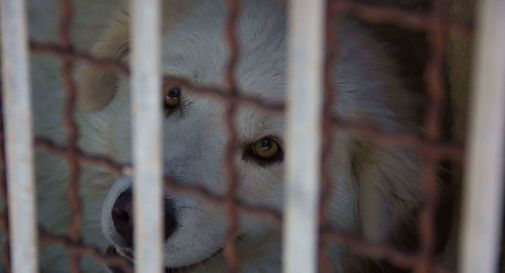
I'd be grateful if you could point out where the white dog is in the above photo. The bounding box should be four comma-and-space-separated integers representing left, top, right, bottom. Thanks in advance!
28, 0, 431, 272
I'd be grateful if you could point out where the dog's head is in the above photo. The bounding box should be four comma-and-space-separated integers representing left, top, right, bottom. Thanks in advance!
79, 0, 421, 271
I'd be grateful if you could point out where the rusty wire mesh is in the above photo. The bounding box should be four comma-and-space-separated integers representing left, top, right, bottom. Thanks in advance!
0, 0, 474, 272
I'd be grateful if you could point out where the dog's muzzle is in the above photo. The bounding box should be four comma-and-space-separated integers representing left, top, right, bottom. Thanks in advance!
110, 188, 178, 248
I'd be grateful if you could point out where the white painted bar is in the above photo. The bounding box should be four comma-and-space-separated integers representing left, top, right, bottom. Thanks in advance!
130, 0, 163, 272
283, 1, 325, 273
460, 0, 505, 272
0, 0, 39, 272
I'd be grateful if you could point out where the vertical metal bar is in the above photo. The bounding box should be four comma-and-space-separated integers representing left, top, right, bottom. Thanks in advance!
130, 0, 163, 272
460, 0, 505, 272
0, 0, 39, 272
283, 1, 325, 273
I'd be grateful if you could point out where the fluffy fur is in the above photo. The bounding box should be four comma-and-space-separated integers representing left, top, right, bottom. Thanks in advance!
25, 0, 437, 272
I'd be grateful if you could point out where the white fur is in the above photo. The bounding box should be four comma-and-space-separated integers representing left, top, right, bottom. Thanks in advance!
28, 0, 427, 272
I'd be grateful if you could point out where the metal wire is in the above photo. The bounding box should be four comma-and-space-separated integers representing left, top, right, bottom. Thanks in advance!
0, 0, 475, 272
416, 0, 450, 271
319, 1, 341, 272
0, 87, 11, 273
223, 0, 242, 272
58, 0, 83, 272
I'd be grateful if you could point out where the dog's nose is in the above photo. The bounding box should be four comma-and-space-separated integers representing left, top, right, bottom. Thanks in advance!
111, 189, 134, 246
111, 189, 178, 247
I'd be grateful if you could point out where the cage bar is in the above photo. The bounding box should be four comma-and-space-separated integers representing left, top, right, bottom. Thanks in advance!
0, 0, 39, 272
130, 0, 164, 272
460, 0, 505, 272
283, 1, 325, 273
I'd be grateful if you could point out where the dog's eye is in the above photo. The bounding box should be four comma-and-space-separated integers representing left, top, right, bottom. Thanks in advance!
163, 86, 181, 113
243, 136, 283, 165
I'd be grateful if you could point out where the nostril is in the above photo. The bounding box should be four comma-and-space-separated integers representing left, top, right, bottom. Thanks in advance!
111, 189, 133, 247
113, 207, 130, 226
164, 199, 178, 240
111, 188, 179, 247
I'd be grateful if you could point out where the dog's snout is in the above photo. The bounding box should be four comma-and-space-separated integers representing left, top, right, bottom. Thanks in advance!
111, 188, 178, 247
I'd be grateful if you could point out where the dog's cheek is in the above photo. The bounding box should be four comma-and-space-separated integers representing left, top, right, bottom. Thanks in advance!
237, 166, 284, 208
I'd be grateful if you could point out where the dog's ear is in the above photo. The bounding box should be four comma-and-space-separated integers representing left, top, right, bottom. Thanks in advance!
77, 1, 196, 112
77, 14, 129, 112
358, 174, 392, 243
353, 147, 392, 243
353, 144, 422, 243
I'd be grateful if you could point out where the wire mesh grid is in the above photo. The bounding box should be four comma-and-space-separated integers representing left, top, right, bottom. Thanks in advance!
0, 0, 475, 272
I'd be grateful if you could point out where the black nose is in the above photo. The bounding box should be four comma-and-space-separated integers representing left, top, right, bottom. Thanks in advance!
111, 189, 178, 247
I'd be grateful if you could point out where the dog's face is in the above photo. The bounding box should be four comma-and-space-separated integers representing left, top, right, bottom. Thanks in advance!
93, 1, 288, 270
97, 1, 294, 269
80, 0, 414, 271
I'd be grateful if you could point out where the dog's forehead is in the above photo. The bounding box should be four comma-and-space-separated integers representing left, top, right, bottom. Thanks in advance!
161, 0, 287, 104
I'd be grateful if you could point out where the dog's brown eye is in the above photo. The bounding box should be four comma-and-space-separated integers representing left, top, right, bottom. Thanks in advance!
253, 138, 279, 158
163, 87, 181, 112
243, 136, 283, 165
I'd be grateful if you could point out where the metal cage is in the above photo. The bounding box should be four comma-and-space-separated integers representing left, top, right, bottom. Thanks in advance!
0, 0, 504, 272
